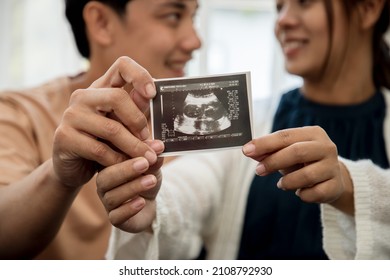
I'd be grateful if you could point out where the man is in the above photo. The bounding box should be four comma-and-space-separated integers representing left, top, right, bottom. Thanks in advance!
0, 0, 200, 259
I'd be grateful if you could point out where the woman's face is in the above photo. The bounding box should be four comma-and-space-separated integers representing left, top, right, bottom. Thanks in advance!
111, 0, 202, 78
274, 0, 350, 80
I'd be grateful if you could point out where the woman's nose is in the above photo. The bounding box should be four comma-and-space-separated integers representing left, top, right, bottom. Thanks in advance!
275, 3, 300, 29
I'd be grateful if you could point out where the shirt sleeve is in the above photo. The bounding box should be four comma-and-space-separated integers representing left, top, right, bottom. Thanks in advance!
321, 158, 390, 259
0, 98, 40, 186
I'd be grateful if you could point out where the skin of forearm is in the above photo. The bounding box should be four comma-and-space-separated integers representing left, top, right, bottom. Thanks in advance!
0, 159, 81, 259
329, 162, 355, 216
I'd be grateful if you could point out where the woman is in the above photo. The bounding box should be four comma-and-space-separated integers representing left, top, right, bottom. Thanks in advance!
58, 0, 390, 259
241, 0, 390, 259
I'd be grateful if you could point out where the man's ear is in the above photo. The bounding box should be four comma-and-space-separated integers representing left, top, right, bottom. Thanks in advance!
83, 1, 119, 47
356, 0, 386, 30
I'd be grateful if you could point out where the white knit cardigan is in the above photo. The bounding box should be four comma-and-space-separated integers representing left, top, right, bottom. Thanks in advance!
106, 90, 390, 260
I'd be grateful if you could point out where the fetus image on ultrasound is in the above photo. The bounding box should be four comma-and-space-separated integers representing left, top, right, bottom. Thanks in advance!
174, 91, 231, 135
152, 72, 253, 155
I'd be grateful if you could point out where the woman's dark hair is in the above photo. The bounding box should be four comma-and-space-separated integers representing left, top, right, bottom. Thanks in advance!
324, 0, 390, 89
65, 0, 131, 58
371, 0, 390, 89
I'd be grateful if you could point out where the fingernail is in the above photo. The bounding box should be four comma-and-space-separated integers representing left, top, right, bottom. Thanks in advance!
133, 158, 149, 173
140, 127, 150, 141
276, 178, 286, 191
132, 197, 145, 210
149, 140, 164, 153
276, 178, 282, 189
145, 83, 156, 98
141, 175, 157, 188
144, 150, 157, 164
255, 163, 266, 176
243, 143, 255, 155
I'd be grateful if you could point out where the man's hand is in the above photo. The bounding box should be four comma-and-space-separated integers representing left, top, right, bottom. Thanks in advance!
96, 142, 164, 233
52, 56, 158, 189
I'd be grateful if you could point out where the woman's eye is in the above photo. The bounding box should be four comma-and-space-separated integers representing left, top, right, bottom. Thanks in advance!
275, 0, 284, 13
165, 13, 181, 24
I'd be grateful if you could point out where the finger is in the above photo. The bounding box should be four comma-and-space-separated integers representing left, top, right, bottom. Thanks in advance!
128, 88, 151, 115
255, 141, 330, 175
69, 88, 150, 141
97, 157, 150, 194
278, 165, 303, 176
144, 139, 165, 155
108, 196, 146, 227
101, 174, 157, 212
66, 107, 157, 163
140, 163, 163, 200
90, 56, 156, 99
96, 158, 158, 211
54, 125, 127, 167
276, 159, 336, 191
243, 126, 329, 159
295, 177, 342, 203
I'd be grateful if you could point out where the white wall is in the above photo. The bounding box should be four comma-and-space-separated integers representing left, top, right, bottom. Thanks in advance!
0, 0, 85, 90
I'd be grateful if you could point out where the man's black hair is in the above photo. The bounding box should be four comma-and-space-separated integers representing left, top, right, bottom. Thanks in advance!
65, 0, 131, 58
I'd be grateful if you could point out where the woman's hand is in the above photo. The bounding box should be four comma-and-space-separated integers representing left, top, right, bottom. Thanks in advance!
242, 126, 350, 207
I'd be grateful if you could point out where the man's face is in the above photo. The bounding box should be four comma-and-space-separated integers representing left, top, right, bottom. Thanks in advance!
112, 0, 201, 78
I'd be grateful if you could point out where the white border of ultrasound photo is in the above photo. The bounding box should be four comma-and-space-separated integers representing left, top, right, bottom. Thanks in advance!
150, 72, 254, 156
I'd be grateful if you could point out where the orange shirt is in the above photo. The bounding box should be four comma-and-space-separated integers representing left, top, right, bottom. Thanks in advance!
0, 77, 110, 259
